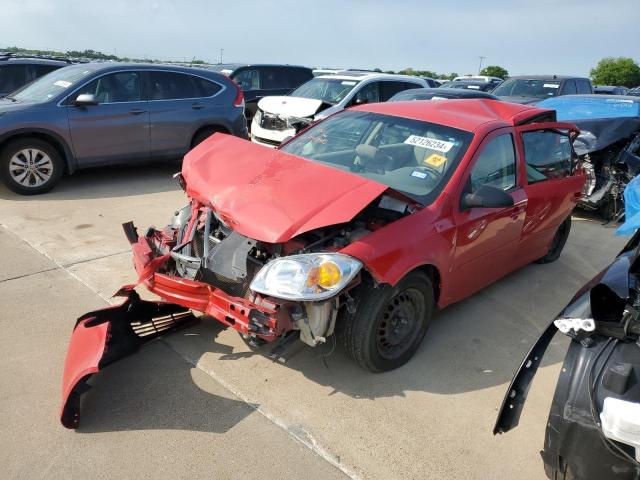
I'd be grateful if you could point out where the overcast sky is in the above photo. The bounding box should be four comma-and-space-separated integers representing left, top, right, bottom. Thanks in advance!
3, 0, 639, 76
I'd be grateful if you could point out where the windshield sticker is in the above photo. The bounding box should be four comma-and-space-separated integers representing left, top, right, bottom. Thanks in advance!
54, 80, 72, 88
430, 96, 447, 101
341, 81, 356, 86
424, 153, 448, 167
404, 135, 455, 153
467, 85, 480, 90
543, 83, 560, 88
411, 170, 428, 179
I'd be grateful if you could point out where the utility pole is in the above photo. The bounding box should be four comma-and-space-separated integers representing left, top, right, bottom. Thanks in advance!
478, 56, 486, 74
220, 48, 224, 64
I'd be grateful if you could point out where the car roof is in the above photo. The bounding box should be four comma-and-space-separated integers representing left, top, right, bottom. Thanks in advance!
58, 62, 231, 74
392, 88, 498, 100
205, 63, 310, 71
316, 72, 425, 82
0, 57, 70, 66
508, 75, 588, 81
353, 98, 550, 132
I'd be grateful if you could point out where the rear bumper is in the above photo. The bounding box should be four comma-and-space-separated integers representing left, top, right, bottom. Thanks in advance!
128, 225, 290, 341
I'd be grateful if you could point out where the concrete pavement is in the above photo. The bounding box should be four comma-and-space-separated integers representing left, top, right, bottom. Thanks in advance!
0, 165, 629, 479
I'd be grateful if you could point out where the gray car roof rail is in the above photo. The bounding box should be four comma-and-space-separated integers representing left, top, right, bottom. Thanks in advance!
0, 52, 74, 64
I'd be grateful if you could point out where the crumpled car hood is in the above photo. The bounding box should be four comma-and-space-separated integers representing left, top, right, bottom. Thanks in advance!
257, 95, 324, 118
182, 135, 388, 243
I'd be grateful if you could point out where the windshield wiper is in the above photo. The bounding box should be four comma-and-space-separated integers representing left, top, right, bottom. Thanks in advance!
3, 96, 18, 102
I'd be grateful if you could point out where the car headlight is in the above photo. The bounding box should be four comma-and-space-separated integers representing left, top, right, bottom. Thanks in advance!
253, 109, 262, 124
250, 253, 362, 301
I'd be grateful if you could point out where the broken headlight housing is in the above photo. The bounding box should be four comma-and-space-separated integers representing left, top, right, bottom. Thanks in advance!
250, 253, 362, 301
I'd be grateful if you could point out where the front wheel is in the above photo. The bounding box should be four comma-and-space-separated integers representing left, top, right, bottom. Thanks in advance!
339, 271, 435, 372
0, 138, 64, 195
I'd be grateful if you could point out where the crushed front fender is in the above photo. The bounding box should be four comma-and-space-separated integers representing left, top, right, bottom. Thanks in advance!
60, 285, 197, 429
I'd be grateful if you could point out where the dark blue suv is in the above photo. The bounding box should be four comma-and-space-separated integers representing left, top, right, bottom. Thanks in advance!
0, 63, 248, 194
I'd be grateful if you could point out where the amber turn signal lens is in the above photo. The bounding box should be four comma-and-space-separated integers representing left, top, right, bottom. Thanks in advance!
317, 261, 341, 288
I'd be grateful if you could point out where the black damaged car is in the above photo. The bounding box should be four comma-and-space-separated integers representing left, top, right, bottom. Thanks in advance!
495, 230, 640, 479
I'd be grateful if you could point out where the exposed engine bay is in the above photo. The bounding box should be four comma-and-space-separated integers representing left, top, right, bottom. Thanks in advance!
142, 194, 411, 347
578, 132, 640, 220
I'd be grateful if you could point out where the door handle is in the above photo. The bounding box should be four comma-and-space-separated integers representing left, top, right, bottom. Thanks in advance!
129, 109, 146, 115
192, 103, 205, 110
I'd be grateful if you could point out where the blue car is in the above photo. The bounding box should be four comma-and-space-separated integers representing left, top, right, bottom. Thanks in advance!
0, 63, 248, 194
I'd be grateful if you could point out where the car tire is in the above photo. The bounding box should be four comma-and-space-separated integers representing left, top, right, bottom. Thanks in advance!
339, 271, 435, 372
535, 216, 572, 264
191, 127, 224, 150
0, 138, 64, 195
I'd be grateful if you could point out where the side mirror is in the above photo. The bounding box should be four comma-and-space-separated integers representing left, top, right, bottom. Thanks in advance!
74, 93, 98, 107
461, 184, 514, 210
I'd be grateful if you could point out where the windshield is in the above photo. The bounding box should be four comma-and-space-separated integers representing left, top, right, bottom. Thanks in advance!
10, 66, 94, 103
492, 78, 561, 99
289, 78, 360, 104
280, 110, 473, 204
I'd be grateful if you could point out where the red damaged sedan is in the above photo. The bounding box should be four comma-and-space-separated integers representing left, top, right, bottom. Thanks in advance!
61, 99, 585, 428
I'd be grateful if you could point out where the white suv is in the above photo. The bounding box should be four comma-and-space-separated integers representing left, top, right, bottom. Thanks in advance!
250, 71, 427, 147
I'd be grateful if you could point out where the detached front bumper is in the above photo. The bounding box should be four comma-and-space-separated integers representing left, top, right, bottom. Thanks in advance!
60, 286, 197, 428
125, 222, 291, 341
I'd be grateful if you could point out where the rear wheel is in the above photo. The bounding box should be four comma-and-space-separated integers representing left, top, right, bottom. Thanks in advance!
536, 216, 572, 264
190, 127, 227, 150
339, 271, 434, 372
0, 138, 64, 195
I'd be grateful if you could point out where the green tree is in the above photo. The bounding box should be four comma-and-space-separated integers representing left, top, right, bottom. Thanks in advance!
590, 57, 640, 88
480, 65, 509, 79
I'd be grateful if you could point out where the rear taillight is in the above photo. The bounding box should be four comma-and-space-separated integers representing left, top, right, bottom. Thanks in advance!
231, 81, 244, 108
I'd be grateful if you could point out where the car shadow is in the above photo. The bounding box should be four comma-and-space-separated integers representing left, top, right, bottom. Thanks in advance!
0, 162, 180, 201
77, 337, 256, 434
75, 219, 626, 432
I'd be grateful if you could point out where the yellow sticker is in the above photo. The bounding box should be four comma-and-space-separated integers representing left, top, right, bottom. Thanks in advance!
425, 153, 447, 167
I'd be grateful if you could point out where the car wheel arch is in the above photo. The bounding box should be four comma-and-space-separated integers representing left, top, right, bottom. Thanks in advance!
0, 129, 75, 174
363, 262, 442, 305
190, 124, 231, 148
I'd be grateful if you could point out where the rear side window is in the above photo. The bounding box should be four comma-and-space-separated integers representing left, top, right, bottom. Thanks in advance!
192, 76, 222, 97
576, 78, 592, 94
523, 130, 572, 183
0, 65, 26, 93
380, 81, 413, 101
470, 134, 516, 192
232, 68, 259, 90
353, 81, 380, 104
562, 80, 577, 95
259, 67, 287, 89
150, 72, 200, 100
77, 72, 141, 103
288, 68, 313, 88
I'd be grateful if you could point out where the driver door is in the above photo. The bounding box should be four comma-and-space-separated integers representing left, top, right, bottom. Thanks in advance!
66, 71, 150, 166
448, 129, 527, 303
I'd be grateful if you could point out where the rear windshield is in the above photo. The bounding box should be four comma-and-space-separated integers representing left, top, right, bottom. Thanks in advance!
492, 78, 561, 99
289, 78, 360, 104
280, 110, 473, 204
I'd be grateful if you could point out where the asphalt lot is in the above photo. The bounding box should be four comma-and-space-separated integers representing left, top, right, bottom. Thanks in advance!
0, 164, 629, 479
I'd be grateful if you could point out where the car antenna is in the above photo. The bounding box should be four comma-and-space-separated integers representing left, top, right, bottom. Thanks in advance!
189, 56, 195, 68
